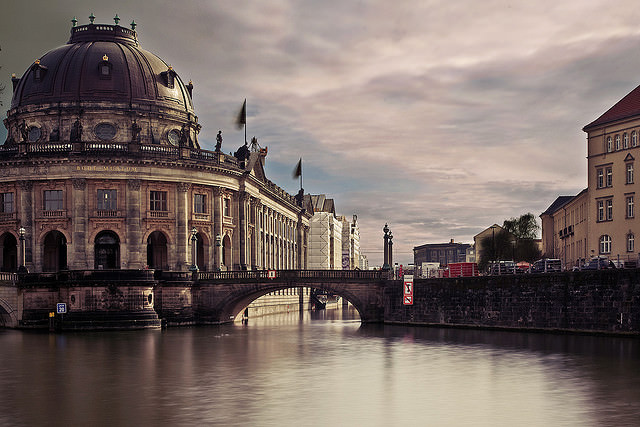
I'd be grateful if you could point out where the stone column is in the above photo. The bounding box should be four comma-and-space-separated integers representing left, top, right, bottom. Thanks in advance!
176, 182, 191, 271
296, 214, 305, 270
18, 180, 34, 271
239, 192, 249, 270
126, 179, 144, 269
71, 178, 88, 269
213, 187, 223, 270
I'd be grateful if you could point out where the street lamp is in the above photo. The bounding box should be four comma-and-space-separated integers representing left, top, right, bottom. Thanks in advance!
383, 223, 390, 270
388, 230, 393, 275
18, 226, 27, 273
215, 233, 222, 271
189, 227, 199, 272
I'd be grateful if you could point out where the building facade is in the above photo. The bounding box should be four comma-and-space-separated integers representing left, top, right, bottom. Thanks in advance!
0, 18, 310, 273
306, 195, 342, 269
413, 239, 471, 267
543, 81, 640, 268
338, 214, 360, 269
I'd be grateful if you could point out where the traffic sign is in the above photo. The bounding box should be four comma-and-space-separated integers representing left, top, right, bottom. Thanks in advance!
56, 303, 67, 314
403, 275, 414, 305
403, 295, 413, 305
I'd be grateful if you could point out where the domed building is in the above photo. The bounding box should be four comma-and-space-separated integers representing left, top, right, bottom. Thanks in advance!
2, 16, 310, 274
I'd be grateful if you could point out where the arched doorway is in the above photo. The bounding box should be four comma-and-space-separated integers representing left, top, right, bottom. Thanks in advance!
147, 231, 168, 270
43, 230, 67, 272
222, 234, 231, 270
0, 232, 17, 272
95, 231, 120, 269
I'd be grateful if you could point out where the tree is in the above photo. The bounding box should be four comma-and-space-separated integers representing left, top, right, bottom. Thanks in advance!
478, 213, 542, 270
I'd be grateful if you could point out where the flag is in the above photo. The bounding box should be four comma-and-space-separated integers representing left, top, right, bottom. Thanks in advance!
235, 99, 246, 130
293, 158, 302, 179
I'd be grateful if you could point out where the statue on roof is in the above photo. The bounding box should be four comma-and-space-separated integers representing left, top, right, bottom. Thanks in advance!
215, 130, 223, 152
70, 118, 83, 142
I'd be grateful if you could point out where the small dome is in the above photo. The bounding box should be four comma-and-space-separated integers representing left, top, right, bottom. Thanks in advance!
11, 23, 193, 115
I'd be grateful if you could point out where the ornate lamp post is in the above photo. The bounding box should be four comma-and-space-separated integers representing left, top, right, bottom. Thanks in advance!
189, 227, 199, 272
383, 223, 390, 270
18, 227, 27, 273
388, 230, 394, 275
215, 234, 222, 271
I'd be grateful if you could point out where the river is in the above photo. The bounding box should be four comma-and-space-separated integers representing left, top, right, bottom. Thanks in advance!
0, 308, 638, 426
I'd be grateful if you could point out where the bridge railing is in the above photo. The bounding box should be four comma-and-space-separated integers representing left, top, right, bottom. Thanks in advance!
194, 269, 390, 282
0, 272, 18, 285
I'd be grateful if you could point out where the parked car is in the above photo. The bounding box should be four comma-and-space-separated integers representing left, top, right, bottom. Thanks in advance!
530, 258, 562, 273
488, 260, 517, 275
582, 257, 615, 270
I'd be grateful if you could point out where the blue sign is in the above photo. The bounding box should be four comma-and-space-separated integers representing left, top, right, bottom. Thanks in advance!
56, 303, 67, 314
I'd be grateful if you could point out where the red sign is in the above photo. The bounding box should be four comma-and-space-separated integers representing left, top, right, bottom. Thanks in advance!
403, 275, 413, 305
267, 270, 276, 279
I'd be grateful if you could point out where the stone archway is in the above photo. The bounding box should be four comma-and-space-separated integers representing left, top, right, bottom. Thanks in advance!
0, 232, 17, 272
147, 231, 168, 270
95, 230, 120, 269
43, 230, 67, 272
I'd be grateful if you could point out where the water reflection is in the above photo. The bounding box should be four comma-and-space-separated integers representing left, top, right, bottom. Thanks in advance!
0, 309, 638, 426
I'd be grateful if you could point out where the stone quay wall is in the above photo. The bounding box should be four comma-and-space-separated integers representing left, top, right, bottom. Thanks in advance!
385, 269, 640, 335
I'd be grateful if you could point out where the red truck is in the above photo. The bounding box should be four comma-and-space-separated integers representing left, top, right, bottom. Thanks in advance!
443, 262, 479, 278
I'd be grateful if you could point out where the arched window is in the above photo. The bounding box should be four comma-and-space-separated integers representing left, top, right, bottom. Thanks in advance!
615, 135, 621, 150
599, 235, 612, 254
623, 133, 629, 149
43, 230, 67, 272
147, 231, 168, 270
222, 234, 232, 270
0, 233, 17, 272
627, 233, 635, 252
607, 136, 612, 152
633, 131, 638, 147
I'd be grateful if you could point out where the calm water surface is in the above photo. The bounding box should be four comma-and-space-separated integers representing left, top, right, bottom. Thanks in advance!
0, 308, 639, 426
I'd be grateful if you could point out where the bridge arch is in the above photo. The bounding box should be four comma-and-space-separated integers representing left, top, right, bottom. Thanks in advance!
0, 298, 18, 328
196, 278, 384, 324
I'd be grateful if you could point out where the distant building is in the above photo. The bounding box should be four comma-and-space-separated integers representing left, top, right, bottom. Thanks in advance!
473, 225, 508, 266
338, 214, 360, 269
305, 195, 342, 269
358, 253, 369, 270
540, 190, 588, 269
413, 239, 470, 267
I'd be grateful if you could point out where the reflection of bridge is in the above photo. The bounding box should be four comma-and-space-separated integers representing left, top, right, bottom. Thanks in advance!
0, 269, 391, 329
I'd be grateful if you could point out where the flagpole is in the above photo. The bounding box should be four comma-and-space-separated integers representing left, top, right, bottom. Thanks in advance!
299, 158, 303, 191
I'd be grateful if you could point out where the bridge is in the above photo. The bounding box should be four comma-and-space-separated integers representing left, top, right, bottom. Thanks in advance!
1, 268, 638, 335
0, 269, 391, 329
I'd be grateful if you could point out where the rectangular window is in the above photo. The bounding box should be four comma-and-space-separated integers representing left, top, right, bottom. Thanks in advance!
97, 189, 117, 210
598, 200, 604, 221
606, 199, 613, 220
597, 168, 604, 188
150, 191, 167, 211
628, 234, 635, 252
627, 196, 634, 218
223, 198, 230, 216
44, 190, 63, 211
194, 194, 206, 214
627, 163, 634, 184
0, 192, 14, 213
606, 167, 613, 187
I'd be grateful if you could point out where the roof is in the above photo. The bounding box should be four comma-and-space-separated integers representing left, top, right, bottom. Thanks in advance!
583, 84, 640, 131
307, 194, 336, 215
540, 189, 587, 216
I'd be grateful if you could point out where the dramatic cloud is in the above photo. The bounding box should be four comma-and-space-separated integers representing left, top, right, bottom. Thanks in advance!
3, 0, 640, 265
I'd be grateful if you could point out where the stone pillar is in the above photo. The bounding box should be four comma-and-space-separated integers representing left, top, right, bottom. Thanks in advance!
213, 187, 223, 270
176, 182, 191, 271
126, 179, 144, 269
296, 214, 305, 270
18, 180, 34, 271
71, 178, 88, 269
239, 192, 249, 270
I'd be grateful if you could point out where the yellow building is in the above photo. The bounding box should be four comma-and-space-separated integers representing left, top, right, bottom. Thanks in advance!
543, 82, 640, 267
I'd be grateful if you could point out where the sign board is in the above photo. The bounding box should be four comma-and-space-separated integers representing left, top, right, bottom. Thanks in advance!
56, 303, 67, 314
267, 270, 276, 279
403, 275, 413, 305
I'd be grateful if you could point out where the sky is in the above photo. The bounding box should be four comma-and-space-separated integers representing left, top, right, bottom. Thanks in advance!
2, 1, 640, 266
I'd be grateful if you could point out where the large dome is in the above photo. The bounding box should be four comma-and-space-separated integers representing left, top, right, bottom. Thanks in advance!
5, 19, 199, 148
11, 23, 193, 113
